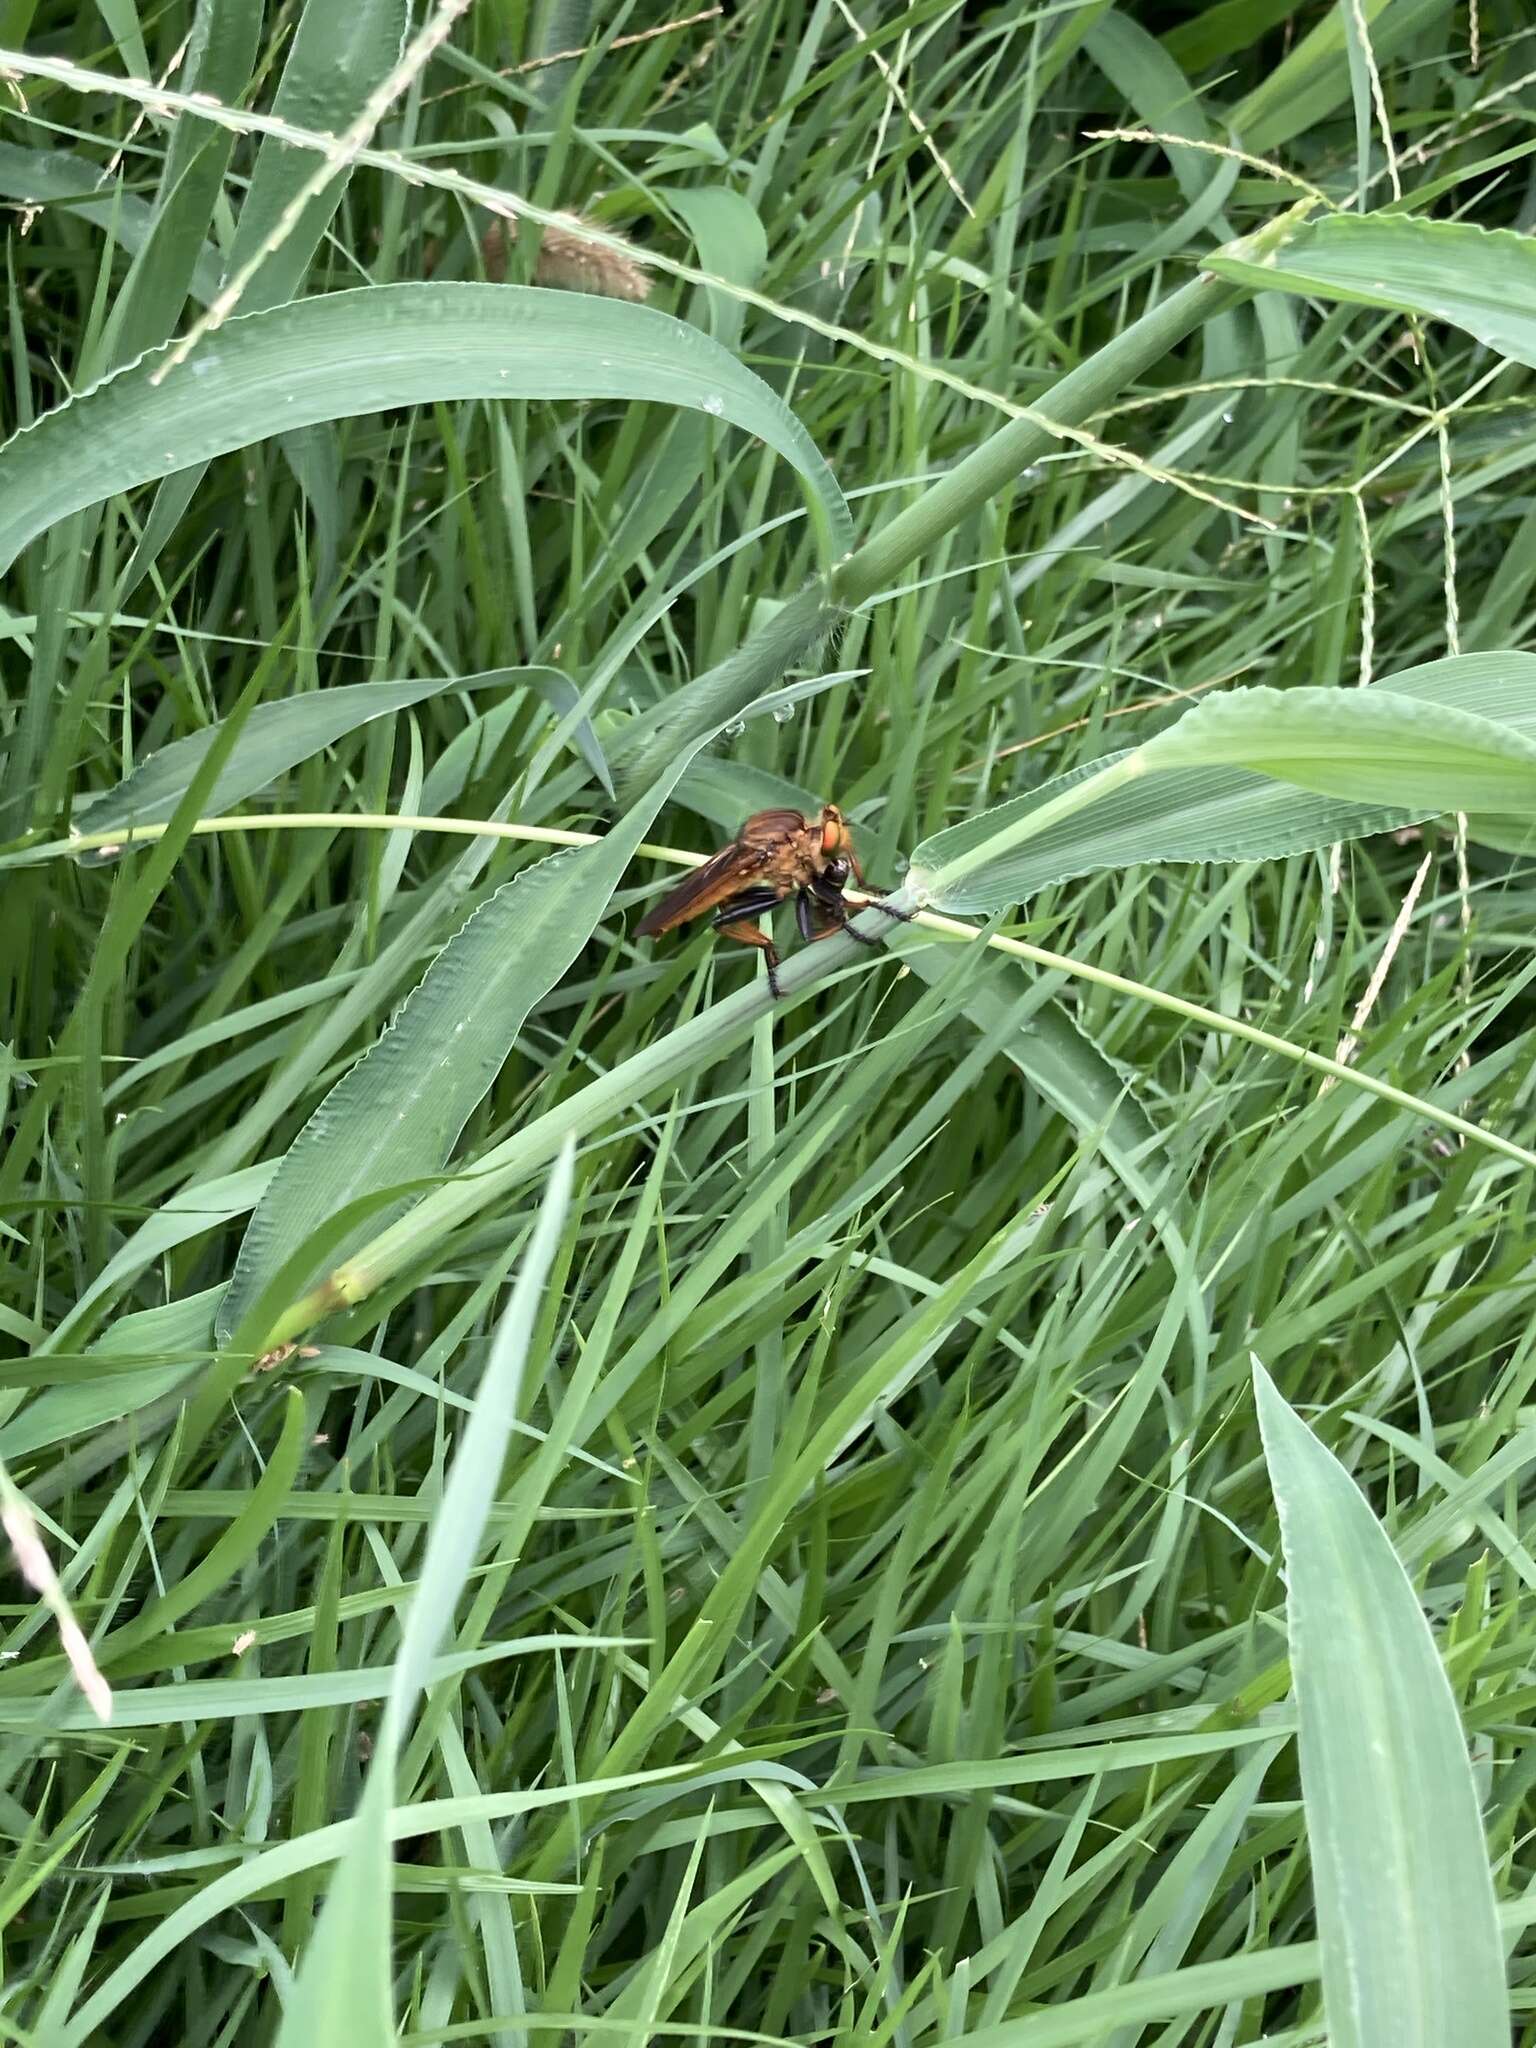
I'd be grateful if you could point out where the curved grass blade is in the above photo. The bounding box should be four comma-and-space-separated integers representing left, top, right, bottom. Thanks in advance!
0, 1286, 225, 1460
10, 1635, 610, 1733
0, 283, 852, 579
71, 666, 592, 842
909, 652, 1536, 913
1143, 681, 1536, 810
1208, 212, 1536, 372
225, 0, 410, 315
909, 745, 1418, 915
1253, 1361, 1507, 2048
215, 731, 704, 1342
612, 581, 840, 800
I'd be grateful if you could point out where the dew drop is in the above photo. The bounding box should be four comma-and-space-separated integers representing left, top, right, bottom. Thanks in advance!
700, 394, 726, 417
772, 702, 795, 723
1222, 409, 1235, 423
723, 718, 746, 738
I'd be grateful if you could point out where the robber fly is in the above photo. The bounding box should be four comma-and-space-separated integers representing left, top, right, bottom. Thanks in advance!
634, 804, 905, 998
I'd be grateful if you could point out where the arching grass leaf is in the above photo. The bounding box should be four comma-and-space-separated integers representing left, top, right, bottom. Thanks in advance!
0, 284, 852, 578
72, 666, 604, 841
1208, 212, 1536, 371
909, 652, 1536, 913
215, 729, 706, 1342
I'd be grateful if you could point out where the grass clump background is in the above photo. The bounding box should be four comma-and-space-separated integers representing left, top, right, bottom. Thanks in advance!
4, 0, 1536, 2041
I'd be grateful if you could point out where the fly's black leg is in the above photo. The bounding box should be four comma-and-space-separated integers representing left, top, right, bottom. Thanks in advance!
796, 889, 817, 942
807, 874, 885, 949
809, 872, 855, 917
840, 908, 887, 950
812, 863, 916, 929
709, 887, 782, 930
711, 890, 786, 999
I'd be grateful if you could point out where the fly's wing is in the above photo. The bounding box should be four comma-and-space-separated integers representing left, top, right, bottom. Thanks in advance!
635, 839, 768, 938
633, 811, 809, 939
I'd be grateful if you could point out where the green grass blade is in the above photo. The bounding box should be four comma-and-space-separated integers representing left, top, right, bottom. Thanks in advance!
1144, 681, 1536, 810
0, 142, 221, 301
0, 1285, 224, 1459
227, 0, 411, 314
379, 1138, 572, 1753
1209, 212, 1536, 370
274, 1142, 572, 2048
100, 0, 261, 369
1253, 1361, 1508, 2048
908, 745, 1415, 913
215, 735, 700, 1341
1227, 0, 1438, 153
270, 1778, 393, 2048
72, 667, 555, 839
910, 654, 1536, 911
0, 285, 852, 579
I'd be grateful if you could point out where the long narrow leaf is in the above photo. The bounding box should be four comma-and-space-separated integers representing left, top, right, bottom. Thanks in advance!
72, 666, 604, 838
1208, 211, 1536, 371
273, 1143, 573, 2048
225, 0, 411, 314
1253, 1362, 1507, 2048
215, 725, 705, 1341
909, 652, 1536, 912
0, 284, 852, 578
74, 670, 490, 838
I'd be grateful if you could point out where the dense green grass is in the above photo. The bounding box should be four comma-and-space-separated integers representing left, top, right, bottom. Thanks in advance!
5, 0, 1536, 2041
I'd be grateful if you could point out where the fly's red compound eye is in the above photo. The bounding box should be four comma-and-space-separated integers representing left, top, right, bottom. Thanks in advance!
820, 811, 845, 856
